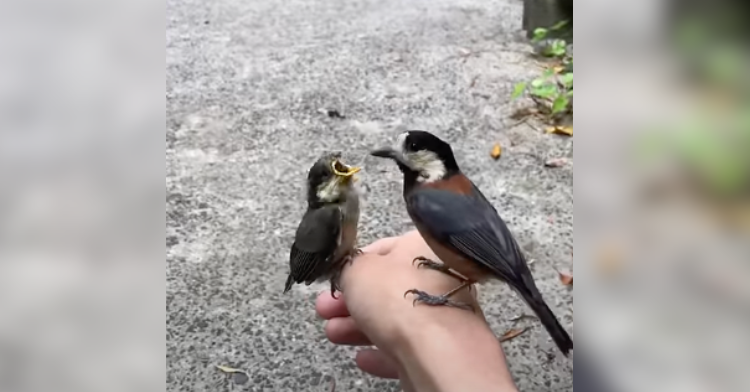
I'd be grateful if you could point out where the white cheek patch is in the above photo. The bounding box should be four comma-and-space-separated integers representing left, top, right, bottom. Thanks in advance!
395, 131, 446, 182
407, 150, 446, 183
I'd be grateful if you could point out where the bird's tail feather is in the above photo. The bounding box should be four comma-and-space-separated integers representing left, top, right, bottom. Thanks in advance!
283, 274, 294, 293
520, 288, 573, 356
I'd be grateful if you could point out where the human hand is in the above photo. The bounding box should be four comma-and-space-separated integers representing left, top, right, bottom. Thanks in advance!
315, 230, 489, 379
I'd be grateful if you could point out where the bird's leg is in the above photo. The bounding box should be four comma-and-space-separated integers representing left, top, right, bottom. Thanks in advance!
412, 256, 472, 291
333, 248, 365, 298
404, 281, 475, 312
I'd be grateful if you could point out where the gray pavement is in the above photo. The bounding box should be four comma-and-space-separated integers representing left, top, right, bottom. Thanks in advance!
166, 0, 573, 390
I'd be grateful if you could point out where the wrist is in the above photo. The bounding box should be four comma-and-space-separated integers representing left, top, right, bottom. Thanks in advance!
390, 309, 518, 392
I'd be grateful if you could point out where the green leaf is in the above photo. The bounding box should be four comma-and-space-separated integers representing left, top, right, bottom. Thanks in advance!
559, 73, 574, 88
549, 20, 569, 31
530, 78, 545, 88
511, 82, 527, 100
542, 68, 555, 78
548, 40, 567, 57
530, 84, 558, 99
566, 90, 573, 97
532, 28, 548, 43
551, 95, 569, 114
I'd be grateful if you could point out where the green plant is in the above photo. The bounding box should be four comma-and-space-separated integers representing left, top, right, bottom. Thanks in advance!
532, 20, 570, 57
512, 21, 573, 121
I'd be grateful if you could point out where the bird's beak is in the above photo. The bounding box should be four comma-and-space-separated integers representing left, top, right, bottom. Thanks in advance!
370, 147, 398, 159
370, 147, 413, 170
331, 160, 361, 181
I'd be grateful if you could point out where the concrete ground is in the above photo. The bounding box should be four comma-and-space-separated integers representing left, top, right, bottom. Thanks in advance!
166, 0, 573, 391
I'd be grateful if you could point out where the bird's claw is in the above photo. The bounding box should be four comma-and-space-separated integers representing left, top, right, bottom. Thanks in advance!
344, 249, 364, 266
330, 274, 342, 299
403, 289, 475, 312
413, 257, 447, 271
411, 258, 471, 292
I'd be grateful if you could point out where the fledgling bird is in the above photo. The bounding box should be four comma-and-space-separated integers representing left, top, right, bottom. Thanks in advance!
370, 131, 573, 356
284, 153, 362, 298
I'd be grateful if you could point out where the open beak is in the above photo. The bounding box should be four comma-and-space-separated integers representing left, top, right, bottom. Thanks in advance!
370, 147, 414, 170
331, 160, 361, 180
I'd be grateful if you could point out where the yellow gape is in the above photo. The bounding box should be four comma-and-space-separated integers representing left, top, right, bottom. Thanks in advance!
331, 160, 361, 177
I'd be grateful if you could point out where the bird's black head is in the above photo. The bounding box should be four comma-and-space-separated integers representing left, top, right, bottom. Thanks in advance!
306, 152, 360, 206
370, 130, 460, 184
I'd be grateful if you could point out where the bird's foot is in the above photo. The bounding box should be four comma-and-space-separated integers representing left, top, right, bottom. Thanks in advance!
330, 282, 341, 299
344, 248, 364, 266
403, 289, 475, 312
332, 249, 364, 299
412, 256, 449, 271
412, 256, 471, 289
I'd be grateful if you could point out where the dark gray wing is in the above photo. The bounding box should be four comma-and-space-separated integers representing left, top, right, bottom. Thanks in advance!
406, 186, 528, 283
287, 205, 341, 287
408, 186, 574, 355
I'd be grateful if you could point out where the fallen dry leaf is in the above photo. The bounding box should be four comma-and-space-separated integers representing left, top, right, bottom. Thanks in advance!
558, 271, 573, 286
544, 157, 568, 167
545, 125, 573, 136
216, 365, 250, 385
552, 65, 565, 74
490, 143, 502, 160
499, 327, 529, 342
509, 314, 538, 323
216, 365, 244, 374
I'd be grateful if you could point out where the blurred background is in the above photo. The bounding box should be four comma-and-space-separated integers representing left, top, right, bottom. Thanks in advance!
0, 0, 748, 391
577, 0, 750, 391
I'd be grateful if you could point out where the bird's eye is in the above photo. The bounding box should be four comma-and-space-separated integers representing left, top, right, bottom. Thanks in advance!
409, 142, 418, 151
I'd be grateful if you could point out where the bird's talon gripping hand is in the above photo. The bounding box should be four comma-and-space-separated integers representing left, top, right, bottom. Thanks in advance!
412, 257, 471, 288
330, 273, 342, 299
403, 289, 475, 312
411, 256, 430, 266
413, 257, 447, 271
343, 249, 364, 266
330, 285, 340, 299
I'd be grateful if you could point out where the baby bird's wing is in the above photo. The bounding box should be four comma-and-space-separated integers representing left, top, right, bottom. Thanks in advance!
285, 205, 341, 291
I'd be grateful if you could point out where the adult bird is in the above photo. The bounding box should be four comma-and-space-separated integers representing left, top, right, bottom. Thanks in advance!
371, 131, 573, 355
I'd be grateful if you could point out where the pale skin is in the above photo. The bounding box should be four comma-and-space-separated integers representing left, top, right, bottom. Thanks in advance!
315, 230, 520, 392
